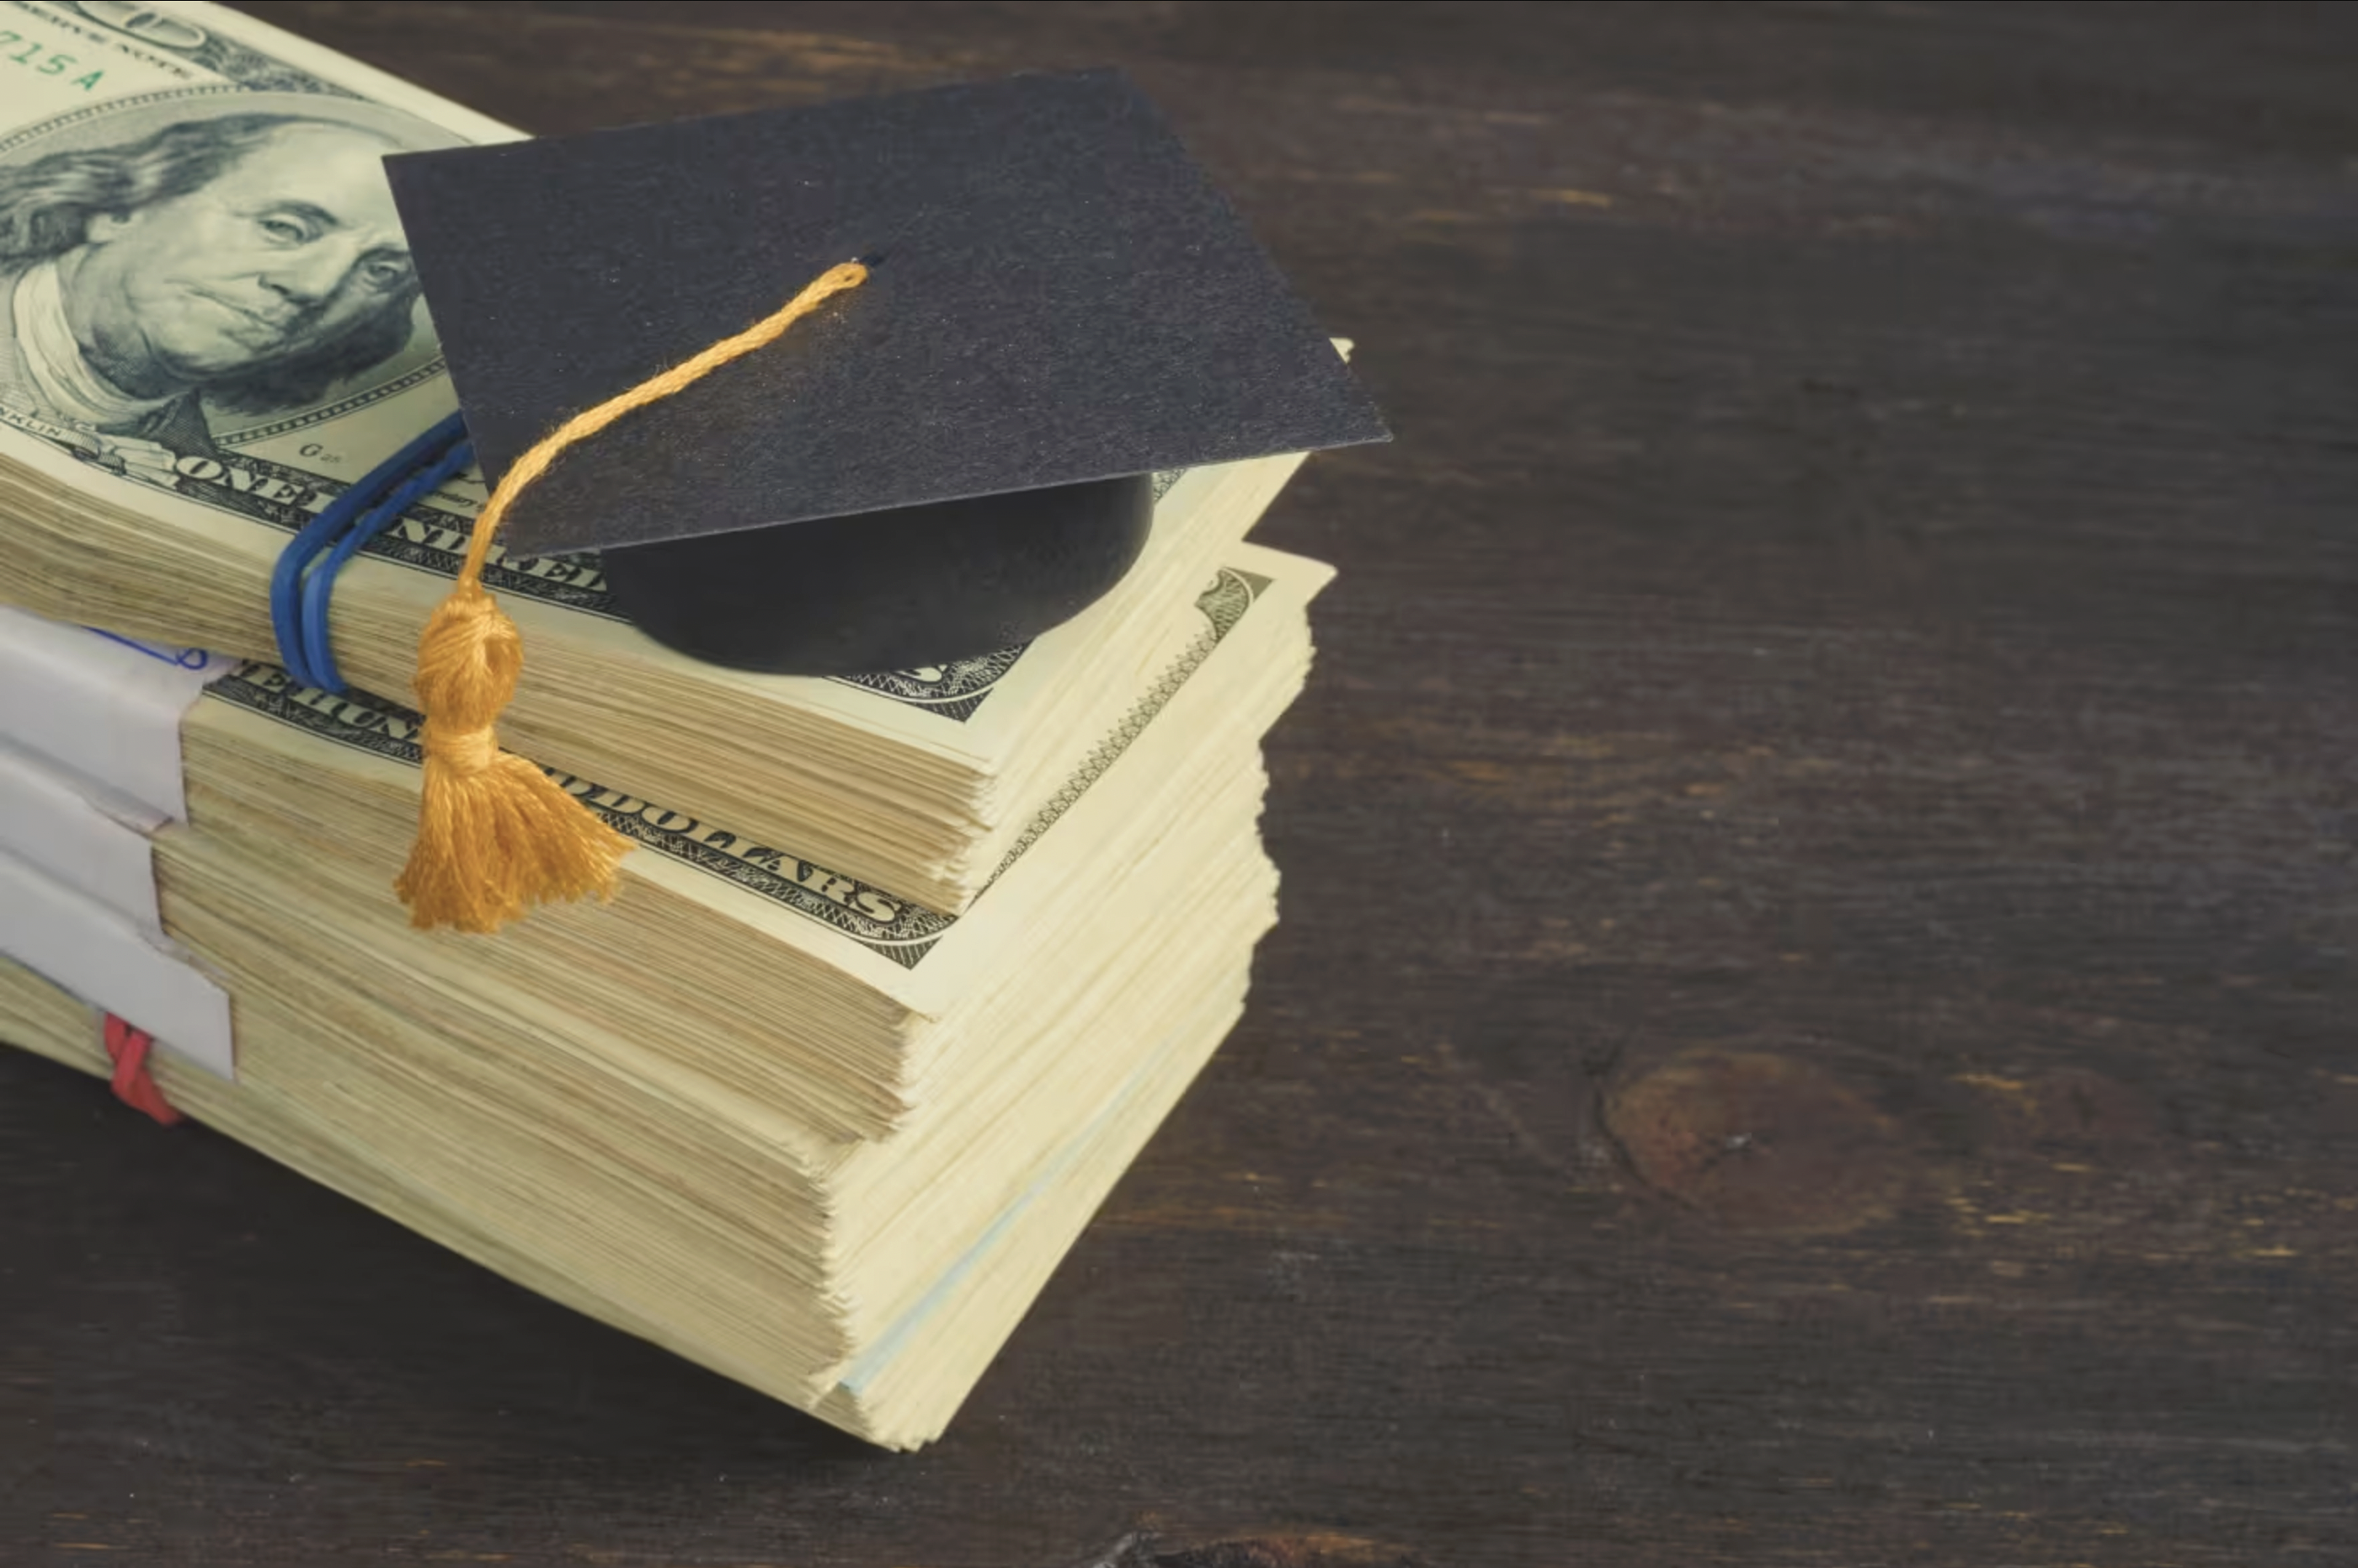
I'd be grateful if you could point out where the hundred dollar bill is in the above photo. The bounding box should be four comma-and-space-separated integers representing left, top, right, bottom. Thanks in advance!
0, 0, 503, 522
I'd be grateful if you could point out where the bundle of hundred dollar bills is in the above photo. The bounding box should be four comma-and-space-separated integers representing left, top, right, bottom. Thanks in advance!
0, 2, 1348, 1448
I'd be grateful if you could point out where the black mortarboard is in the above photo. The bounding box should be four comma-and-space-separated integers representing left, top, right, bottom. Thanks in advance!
382, 68, 1385, 675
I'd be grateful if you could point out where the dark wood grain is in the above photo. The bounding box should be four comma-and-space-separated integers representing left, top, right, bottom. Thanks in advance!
7, 3, 2355, 1563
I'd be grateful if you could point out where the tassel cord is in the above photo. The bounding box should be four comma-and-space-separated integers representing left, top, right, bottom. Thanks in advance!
399, 260, 868, 932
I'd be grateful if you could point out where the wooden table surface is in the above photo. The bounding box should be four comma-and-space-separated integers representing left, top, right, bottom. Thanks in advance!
6, 3, 2354, 1563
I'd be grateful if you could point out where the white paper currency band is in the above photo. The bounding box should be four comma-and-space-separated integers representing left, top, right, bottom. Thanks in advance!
0, 608, 232, 824
0, 735, 167, 936
0, 851, 235, 1081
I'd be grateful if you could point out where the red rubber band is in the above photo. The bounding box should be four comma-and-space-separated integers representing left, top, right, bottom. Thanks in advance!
103, 1015, 184, 1126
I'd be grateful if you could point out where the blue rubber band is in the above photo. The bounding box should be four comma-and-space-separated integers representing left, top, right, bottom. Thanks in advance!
301, 435, 475, 695
269, 412, 468, 688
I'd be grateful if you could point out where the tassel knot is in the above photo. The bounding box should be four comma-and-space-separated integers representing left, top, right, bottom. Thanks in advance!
427, 725, 504, 776
395, 583, 630, 933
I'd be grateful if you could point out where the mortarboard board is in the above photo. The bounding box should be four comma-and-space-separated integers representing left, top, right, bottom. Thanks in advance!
382, 67, 1387, 675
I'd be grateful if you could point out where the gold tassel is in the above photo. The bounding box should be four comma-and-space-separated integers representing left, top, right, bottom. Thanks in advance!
397, 261, 870, 932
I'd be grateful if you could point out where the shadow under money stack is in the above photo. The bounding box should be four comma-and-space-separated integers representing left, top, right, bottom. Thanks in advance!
0, 6, 1383, 1448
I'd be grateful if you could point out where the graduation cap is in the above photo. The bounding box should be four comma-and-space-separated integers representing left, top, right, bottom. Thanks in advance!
381, 67, 1386, 675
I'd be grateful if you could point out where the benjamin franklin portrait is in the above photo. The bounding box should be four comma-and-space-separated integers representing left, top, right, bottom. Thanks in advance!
0, 96, 455, 454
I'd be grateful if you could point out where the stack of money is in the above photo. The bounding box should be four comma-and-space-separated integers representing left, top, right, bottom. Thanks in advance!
2, 536, 1326, 1448
0, 3, 1350, 1448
